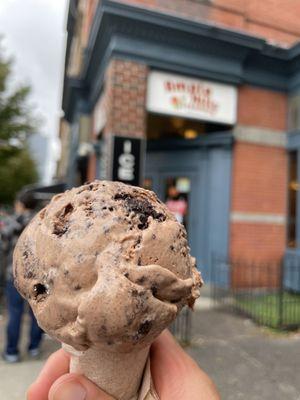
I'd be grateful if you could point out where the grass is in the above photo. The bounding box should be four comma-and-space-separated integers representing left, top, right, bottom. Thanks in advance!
235, 292, 300, 329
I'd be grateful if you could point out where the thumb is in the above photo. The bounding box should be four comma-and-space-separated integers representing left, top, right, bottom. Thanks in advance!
49, 373, 115, 400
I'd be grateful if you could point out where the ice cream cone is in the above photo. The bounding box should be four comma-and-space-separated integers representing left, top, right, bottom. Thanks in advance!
13, 181, 202, 400
63, 343, 150, 400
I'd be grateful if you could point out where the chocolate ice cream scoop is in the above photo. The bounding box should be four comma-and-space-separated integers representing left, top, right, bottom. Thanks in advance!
13, 181, 202, 400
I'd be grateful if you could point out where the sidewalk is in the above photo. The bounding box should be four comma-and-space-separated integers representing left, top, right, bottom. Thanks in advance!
0, 313, 59, 400
189, 301, 300, 400
0, 302, 300, 399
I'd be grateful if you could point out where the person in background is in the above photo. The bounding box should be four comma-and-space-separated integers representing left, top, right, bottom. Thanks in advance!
165, 185, 188, 226
0, 210, 8, 302
1, 190, 43, 363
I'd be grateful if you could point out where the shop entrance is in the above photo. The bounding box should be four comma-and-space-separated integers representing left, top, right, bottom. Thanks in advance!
145, 148, 209, 279
145, 164, 200, 245
145, 114, 233, 282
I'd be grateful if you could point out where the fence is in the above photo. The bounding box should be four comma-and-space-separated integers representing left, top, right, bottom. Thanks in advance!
170, 306, 192, 344
211, 254, 300, 330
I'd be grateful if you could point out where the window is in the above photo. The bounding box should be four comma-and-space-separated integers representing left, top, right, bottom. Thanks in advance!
165, 177, 190, 229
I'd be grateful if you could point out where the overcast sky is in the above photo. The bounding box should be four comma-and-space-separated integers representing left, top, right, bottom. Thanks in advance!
0, 0, 68, 183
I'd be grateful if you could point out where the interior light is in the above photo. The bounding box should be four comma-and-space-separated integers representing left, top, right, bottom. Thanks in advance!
171, 117, 184, 129
184, 129, 198, 139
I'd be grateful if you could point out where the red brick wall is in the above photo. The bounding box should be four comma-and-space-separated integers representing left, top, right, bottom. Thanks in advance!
230, 220, 284, 288
105, 59, 148, 138
230, 142, 287, 286
238, 86, 288, 131
230, 222, 286, 262
246, 22, 298, 46
117, 0, 300, 46
231, 255, 281, 288
241, 0, 300, 36
87, 58, 148, 180
230, 84, 288, 272
231, 142, 287, 215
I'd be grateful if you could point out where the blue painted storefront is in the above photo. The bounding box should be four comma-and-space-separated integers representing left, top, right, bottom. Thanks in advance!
285, 131, 300, 292
145, 134, 232, 282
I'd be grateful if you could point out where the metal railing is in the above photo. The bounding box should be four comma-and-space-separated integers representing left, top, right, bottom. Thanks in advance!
170, 306, 192, 344
211, 254, 300, 330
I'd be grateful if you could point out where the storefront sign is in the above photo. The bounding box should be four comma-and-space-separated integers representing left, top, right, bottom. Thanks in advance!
111, 136, 144, 186
147, 71, 237, 125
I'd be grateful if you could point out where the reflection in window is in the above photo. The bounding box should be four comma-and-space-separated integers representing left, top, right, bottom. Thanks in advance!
165, 177, 190, 229
288, 151, 298, 248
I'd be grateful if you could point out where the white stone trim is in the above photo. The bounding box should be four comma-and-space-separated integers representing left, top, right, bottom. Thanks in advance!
231, 211, 286, 225
233, 126, 287, 148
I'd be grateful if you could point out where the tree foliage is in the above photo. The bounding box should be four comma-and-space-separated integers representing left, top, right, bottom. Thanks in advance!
0, 42, 38, 205
0, 146, 38, 204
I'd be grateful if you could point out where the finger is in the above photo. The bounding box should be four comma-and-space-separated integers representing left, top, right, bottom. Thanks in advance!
151, 330, 220, 400
151, 330, 191, 398
27, 349, 70, 400
49, 373, 115, 400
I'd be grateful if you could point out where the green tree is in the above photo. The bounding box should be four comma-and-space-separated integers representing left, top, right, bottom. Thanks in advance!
0, 43, 38, 205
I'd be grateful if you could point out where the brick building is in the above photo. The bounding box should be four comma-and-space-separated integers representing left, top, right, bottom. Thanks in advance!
58, 0, 300, 283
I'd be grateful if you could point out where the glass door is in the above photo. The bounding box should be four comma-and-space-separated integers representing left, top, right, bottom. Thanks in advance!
144, 150, 205, 277
164, 176, 191, 231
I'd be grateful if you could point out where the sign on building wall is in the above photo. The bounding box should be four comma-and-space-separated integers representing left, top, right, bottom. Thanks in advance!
111, 136, 145, 187
146, 71, 237, 125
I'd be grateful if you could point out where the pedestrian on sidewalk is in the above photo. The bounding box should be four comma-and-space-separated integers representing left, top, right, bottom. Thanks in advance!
1, 190, 43, 363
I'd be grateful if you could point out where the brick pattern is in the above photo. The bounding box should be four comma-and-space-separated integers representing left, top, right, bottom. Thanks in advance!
231, 258, 281, 288
238, 86, 288, 131
215, 0, 300, 45
230, 87, 288, 282
230, 223, 286, 263
246, 22, 299, 46
231, 142, 287, 214
244, 0, 300, 36
230, 142, 287, 268
117, 0, 210, 22
209, 6, 245, 29
87, 59, 148, 181
117, 0, 300, 46
212, 0, 245, 14
105, 59, 148, 138
117, 0, 243, 28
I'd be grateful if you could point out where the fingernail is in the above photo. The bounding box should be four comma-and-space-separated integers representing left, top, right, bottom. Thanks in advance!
52, 380, 86, 400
